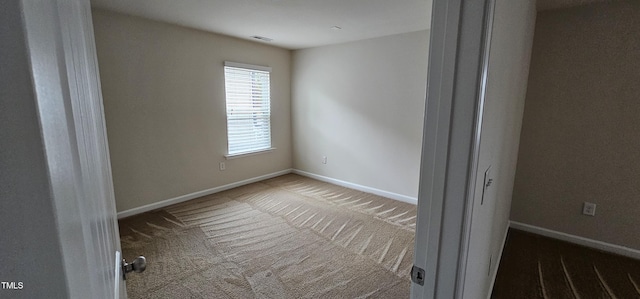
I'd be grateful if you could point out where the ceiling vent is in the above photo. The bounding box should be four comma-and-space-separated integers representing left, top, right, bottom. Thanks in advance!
251, 36, 273, 42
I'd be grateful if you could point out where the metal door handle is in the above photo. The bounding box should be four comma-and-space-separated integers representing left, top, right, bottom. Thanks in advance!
122, 256, 146, 280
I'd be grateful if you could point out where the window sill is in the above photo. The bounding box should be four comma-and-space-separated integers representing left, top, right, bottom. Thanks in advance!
224, 147, 276, 160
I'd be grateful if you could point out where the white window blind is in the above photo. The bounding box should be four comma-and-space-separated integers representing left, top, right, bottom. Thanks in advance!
224, 62, 272, 156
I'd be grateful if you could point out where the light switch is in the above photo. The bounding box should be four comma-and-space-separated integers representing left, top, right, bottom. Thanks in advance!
481, 166, 492, 205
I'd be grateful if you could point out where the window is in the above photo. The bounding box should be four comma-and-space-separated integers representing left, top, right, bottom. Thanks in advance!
224, 62, 272, 156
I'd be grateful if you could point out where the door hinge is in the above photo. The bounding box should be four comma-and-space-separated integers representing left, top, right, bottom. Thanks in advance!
411, 265, 425, 286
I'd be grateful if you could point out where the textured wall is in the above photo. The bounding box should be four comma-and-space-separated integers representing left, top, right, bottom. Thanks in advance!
511, 1, 640, 249
537, 0, 613, 11
291, 31, 429, 200
93, 9, 292, 212
462, 0, 537, 297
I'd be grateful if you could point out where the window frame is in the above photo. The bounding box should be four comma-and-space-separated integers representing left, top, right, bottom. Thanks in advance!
223, 61, 274, 159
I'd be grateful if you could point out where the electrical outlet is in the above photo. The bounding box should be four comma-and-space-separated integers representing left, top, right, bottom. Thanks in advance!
322, 156, 327, 164
219, 162, 226, 171
582, 202, 596, 216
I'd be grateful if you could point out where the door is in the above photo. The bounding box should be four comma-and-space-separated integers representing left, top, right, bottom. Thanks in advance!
21, 0, 127, 297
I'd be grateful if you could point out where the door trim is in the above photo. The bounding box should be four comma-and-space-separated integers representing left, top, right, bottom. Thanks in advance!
457, 0, 496, 295
411, 0, 496, 297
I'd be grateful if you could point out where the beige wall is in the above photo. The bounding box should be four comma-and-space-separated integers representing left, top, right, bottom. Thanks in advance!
511, 1, 640, 249
92, 9, 292, 212
291, 31, 429, 200
462, 0, 537, 297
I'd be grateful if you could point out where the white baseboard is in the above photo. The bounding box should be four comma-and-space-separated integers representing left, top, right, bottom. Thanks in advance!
117, 169, 293, 219
510, 221, 640, 260
292, 169, 418, 205
487, 223, 510, 299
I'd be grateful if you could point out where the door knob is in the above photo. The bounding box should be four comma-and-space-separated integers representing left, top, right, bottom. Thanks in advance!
122, 256, 146, 280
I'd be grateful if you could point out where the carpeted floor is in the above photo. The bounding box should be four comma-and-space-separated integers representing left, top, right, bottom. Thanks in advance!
119, 174, 417, 298
492, 229, 640, 298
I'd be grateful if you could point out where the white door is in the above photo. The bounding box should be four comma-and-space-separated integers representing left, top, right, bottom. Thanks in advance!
21, 0, 127, 297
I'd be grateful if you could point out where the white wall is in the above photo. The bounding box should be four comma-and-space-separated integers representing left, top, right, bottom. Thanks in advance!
291, 31, 429, 201
462, 0, 537, 297
92, 10, 292, 213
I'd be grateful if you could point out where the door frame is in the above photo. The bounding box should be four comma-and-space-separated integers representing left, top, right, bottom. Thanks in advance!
411, 0, 495, 298
20, 0, 497, 297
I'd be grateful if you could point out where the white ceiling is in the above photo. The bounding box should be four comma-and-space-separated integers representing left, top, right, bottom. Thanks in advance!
90, 0, 432, 50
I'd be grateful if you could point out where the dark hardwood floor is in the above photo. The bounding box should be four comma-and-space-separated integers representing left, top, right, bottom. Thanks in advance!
492, 229, 640, 298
